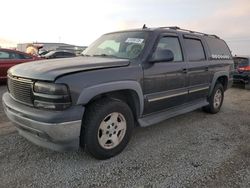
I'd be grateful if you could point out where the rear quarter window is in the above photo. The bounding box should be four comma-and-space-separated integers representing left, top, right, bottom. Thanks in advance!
205, 37, 232, 60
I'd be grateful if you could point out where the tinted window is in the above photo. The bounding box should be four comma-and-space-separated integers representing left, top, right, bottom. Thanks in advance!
0, 51, 31, 59
54, 52, 75, 58
205, 37, 231, 59
18, 53, 32, 59
0, 51, 10, 59
233, 57, 249, 68
64, 52, 75, 57
9, 52, 25, 59
155, 37, 183, 62
184, 38, 206, 61
55, 52, 63, 57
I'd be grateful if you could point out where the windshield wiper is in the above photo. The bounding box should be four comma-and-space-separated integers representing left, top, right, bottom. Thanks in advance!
92, 54, 116, 58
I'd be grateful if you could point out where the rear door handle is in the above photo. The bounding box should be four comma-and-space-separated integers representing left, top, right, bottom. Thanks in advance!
182, 68, 188, 73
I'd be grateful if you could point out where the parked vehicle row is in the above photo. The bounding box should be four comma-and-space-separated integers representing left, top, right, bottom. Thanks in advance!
233, 56, 250, 89
41, 50, 76, 59
0, 48, 42, 82
2, 26, 234, 159
0, 48, 81, 82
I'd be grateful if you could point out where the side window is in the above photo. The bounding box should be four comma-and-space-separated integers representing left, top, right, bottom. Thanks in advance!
64, 52, 75, 57
59, 52, 66, 57
18, 53, 32, 59
0, 51, 10, 59
205, 37, 232, 59
184, 38, 206, 61
61, 52, 68, 57
9, 52, 21, 59
155, 37, 183, 62
8, 52, 30, 59
54, 52, 61, 58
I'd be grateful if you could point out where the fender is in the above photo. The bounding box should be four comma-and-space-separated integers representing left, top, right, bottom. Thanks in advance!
77, 81, 144, 116
209, 71, 229, 96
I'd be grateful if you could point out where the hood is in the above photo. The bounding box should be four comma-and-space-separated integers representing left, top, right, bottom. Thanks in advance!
8, 56, 130, 81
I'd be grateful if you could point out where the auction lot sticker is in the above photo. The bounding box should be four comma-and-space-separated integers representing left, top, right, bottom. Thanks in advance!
125, 38, 144, 44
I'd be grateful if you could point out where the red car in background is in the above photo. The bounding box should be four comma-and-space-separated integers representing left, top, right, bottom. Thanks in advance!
0, 48, 42, 82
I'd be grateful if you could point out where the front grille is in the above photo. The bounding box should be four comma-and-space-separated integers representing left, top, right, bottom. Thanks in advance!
8, 76, 34, 105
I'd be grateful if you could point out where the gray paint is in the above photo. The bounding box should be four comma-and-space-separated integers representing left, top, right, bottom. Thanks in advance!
139, 99, 209, 127
3, 93, 83, 151
77, 81, 144, 116
55, 64, 143, 105
3, 93, 85, 123
3, 27, 234, 151
209, 71, 229, 96
8, 56, 130, 81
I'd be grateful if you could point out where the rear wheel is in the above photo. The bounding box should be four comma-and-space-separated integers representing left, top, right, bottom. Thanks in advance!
81, 98, 134, 159
203, 83, 224, 114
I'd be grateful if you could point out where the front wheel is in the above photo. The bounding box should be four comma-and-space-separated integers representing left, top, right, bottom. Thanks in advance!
203, 83, 224, 114
81, 98, 134, 159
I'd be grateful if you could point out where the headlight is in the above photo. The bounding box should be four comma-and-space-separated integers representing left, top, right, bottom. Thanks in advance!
34, 82, 68, 95
33, 82, 71, 110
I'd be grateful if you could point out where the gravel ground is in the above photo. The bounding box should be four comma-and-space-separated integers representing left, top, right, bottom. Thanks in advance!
0, 86, 9, 124
0, 85, 249, 188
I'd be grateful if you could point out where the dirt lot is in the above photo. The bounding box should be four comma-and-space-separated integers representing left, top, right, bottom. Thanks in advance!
0, 85, 249, 188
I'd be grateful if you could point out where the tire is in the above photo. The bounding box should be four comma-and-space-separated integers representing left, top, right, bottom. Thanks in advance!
203, 83, 224, 114
245, 78, 250, 90
81, 98, 134, 159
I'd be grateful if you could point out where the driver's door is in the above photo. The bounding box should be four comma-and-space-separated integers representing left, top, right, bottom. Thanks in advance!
143, 34, 188, 115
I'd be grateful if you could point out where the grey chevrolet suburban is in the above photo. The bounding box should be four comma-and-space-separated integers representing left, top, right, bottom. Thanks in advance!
3, 26, 234, 159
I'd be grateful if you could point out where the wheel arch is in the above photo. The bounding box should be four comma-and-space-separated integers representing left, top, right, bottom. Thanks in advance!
209, 71, 229, 96
76, 81, 144, 117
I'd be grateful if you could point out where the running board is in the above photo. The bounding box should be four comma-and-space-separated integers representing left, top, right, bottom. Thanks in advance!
138, 99, 209, 127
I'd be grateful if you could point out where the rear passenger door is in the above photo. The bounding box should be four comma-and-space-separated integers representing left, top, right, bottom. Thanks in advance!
183, 36, 210, 101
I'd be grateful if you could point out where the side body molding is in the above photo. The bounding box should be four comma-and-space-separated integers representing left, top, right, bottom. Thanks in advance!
209, 71, 229, 96
77, 81, 144, 116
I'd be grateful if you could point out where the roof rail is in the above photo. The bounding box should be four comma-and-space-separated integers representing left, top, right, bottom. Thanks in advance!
159, 26, 220, 39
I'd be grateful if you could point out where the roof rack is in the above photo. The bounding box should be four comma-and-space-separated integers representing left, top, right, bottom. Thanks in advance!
159, 26, 220, 39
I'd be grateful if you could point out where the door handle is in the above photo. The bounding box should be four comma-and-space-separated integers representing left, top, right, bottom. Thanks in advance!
182, 68, 188, 73
205, 66, 209, 71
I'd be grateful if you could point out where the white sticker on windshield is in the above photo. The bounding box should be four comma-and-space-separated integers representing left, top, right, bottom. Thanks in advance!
125, 38, 144, 44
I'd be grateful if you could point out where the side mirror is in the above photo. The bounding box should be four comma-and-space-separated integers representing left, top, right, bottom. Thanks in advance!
150, 49, 174, 63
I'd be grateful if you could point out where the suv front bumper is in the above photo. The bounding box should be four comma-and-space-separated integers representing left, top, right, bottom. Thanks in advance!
2, 92, 85, 151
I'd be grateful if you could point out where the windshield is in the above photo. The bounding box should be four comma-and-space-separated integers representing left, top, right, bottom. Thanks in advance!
82, 31, 148, 59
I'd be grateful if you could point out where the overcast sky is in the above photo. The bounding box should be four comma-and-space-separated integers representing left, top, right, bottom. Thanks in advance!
1, 0, 250, 55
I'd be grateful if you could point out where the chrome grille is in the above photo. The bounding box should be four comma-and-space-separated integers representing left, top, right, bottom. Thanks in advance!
8, 76, 33, 105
